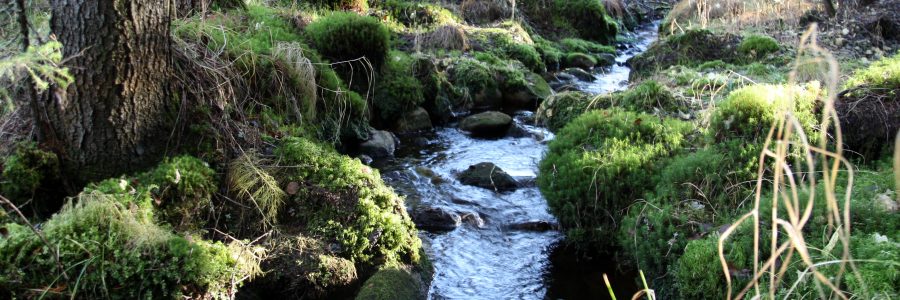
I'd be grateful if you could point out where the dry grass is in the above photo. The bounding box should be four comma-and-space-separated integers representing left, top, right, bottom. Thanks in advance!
272, 41, 318, 123
460, 0, 510, 24
717, 25, 866, 300
227, 151, 285, 229
663, 0, 818, 36
422, 24, 469, 51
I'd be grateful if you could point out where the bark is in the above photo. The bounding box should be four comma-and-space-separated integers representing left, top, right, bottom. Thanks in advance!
822, 0, 836, 17
43, 0, 175, 182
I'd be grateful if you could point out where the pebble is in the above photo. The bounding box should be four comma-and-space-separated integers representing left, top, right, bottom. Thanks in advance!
841, 28, 850, 35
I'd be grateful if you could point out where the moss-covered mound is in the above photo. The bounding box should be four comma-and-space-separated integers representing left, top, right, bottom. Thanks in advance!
0, 158, 261, 298
837, 52, 900, 158
709, 83, 821, 143
538, 109, 693, 248
519, 0, 618, 44
628, 29, 743, 80
306, 11, 391, 72
373, 51, 426, 126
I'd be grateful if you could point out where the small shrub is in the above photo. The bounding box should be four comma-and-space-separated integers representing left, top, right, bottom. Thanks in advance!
355, 268, 421, 300
538, 109, 693, 248
276, 137, 420, 265
374, 52, 426, 126
306, 12, 390, 69
0, 193, 261, 298
738, 34, 780, 58
709, 83, 820, 142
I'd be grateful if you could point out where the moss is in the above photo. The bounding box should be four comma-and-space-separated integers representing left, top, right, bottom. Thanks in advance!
673, 233, 752, 299
538, 109, 693, 248
619, 80, 683, 112
709, 83, 821, 142
560, 38, 616, 54
504, 43, 546, 73
551, 0, 618, 44
448, 57, 501, 110
844, 234, 900, 297
306, 12, 390, 69
460, 0, 510, 25
738, 34, 780, 58
845, 52, 900, 91
375, 1, 459, 30
355, 268, 421, 300
276, 137, 420, 265
536, 91, 604, 132
0, 192, 261, 298
565, 52, 597, 67
308, 0, 368, 12
628, 29, 742, 80
373, 51, 426, 126
0, 142, 62, 217
534, 36, 565, 70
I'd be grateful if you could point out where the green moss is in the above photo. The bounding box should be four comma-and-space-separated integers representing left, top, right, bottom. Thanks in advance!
551, 0, 618, 44
674, 234, 751, 299
738, 34, 780, 58
536, 91, 600, 132
355, 268, 420, 300
534, 36, 565, 70
306, 12, 391, 69
0, 192, 261, 298
374, 51, 425, 125
308, 0, 368, 12
709, 83, 821, 142
619, 80, 682, 112
448, 57, 501, 110
560, 38, 616, 54
845, 52, 900, 91
375, 1, 459, 30
0, 142, 61, 216
565, 52, 597, 67
538, 109, 693, 248
628, 29, 742, 80
276, 137, 420, 265
504, 43, 546, 73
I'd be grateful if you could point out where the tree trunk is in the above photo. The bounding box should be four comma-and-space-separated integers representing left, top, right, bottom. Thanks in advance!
822, 0, 837, 17
43, 0, 175, 182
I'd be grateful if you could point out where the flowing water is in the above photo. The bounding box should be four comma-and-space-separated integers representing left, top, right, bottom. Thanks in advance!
377, 23, 659, 300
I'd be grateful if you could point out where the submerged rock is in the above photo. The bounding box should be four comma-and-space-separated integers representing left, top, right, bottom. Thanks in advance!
459, 111, 513, 138
411, 207, 461, 232
562, 67, 596, 81
394, 107, 433, 133
359, 129, 399, 158
457, 162, 519, 192
504, 220, 559, 232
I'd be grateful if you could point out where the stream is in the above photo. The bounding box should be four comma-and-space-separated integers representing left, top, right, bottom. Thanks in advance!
376, 23, 659, 300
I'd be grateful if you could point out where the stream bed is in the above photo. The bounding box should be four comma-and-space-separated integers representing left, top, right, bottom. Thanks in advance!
376, 23, 659, 300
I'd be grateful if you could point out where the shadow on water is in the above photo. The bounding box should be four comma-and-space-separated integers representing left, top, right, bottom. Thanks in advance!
375, 22, 660, 300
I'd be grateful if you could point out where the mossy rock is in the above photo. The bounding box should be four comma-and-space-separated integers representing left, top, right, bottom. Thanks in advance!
374, 52, 426, 127
502, 72, 552, 110
0, 187, 261, 298
459, 111, 513, 138
627, 29, 742, 80
536, 91, 597, 132
564, 52, 597, 69
448, 58, 502, 111
538, 109, 693, 249
355, 268, 422, 300
394, 107, 433, 133
257, 235, 358, 298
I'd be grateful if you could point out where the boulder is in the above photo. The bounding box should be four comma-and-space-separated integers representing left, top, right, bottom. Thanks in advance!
394, 107, 433, 133
502, 72, 553, 111
359, 129, 398, 158
596, 53, 617, 67
565, 52, 597, 69
459, 111, 513, 138
411, 207, 461, 232
562, 67, 596, 81
457, 162, 519, 192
